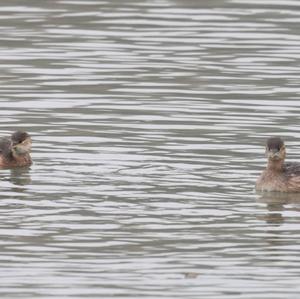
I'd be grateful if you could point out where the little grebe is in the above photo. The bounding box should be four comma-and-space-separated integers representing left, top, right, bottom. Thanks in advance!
256, 137, 300, 192
0, 131, 32, 168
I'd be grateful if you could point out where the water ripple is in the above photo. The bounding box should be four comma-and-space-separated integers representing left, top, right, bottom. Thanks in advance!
0, 0, 300, 298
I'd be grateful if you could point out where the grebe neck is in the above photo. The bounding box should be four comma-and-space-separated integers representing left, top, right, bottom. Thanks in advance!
267, 159, 284, 172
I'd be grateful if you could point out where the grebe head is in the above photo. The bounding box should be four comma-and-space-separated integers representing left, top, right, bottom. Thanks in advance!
266, 137, 285, 161
11, 131, 32, 155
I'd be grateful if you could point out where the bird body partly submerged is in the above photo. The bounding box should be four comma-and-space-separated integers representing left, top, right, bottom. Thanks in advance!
256, 137, 300, 193
0, 131, 32, 168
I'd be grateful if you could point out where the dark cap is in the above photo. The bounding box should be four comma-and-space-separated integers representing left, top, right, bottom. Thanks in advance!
266, 137, 284, 151
11, 131, 30, 145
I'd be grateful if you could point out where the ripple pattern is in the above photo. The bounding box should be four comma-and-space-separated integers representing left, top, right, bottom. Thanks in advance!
1, 0, 300, 298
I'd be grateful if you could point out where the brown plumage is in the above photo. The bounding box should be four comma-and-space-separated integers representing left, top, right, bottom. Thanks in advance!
0, 131, 32, 168
256, 137, 300, 192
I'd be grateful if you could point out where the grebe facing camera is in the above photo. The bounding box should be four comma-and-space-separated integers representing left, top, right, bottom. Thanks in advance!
256, 137, 300, 192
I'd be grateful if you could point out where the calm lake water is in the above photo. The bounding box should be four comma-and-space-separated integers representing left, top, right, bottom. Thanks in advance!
1, 0, 300, 298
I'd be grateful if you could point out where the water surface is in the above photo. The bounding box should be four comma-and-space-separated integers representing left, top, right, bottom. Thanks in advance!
1, 0, 300, 298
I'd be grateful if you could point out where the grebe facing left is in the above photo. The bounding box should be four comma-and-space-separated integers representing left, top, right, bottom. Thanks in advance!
256, 137, 300, 192
0, 131, 32, 168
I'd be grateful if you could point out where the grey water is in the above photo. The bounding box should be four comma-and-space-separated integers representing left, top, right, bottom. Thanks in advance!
1, 0, 300, 298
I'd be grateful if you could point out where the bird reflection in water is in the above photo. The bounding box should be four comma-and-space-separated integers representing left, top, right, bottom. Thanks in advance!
9, 167, 31, 190
256, 192, 300, 225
